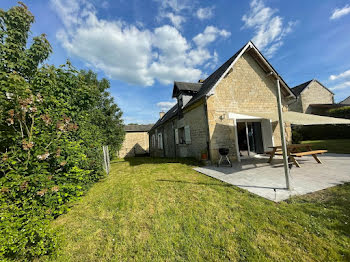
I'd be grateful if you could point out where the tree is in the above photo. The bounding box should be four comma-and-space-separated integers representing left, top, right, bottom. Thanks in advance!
0, 3, 124, 259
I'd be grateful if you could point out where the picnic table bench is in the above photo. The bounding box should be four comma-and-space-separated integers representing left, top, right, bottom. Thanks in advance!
266, 144, 327, 167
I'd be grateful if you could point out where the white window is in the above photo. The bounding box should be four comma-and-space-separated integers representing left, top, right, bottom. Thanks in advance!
158, 132, 163, 149
178, 127, 185, 144
176, 125, 191, 144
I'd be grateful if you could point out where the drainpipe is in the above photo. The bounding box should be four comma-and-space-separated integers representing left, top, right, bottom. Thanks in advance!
204, 97, 211, 161
276, 78, 292, 190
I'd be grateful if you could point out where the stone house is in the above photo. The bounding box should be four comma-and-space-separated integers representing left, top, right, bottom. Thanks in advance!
148, 41, 296, 163
119, 124, 153, 158
289, 79, 335, 115
340, 96, 350, 105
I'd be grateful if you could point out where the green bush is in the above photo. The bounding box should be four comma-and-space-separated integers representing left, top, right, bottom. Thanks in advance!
293, 124, 350, 140
292, 129, 303, 144
328, 106, 350, 119
0, 3, 124, 260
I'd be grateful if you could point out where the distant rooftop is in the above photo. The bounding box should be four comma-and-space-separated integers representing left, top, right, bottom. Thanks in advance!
124, 124, 153, 132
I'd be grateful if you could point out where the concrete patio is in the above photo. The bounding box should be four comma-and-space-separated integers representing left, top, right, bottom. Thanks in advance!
194, 153, 350, 202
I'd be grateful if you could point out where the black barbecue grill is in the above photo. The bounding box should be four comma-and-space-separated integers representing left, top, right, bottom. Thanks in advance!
217, 148, 232, 167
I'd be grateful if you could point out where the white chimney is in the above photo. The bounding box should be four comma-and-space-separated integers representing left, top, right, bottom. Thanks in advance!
159, 111, 165, 119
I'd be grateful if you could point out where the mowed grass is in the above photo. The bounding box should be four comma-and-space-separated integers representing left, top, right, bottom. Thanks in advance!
302, 139, 350, 154
42, 158, 350, 261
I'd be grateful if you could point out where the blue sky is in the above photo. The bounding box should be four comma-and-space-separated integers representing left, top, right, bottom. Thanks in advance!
2, 0, 350, 124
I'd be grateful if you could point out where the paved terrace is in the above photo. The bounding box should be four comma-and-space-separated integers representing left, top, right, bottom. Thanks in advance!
194, 154, 350, 202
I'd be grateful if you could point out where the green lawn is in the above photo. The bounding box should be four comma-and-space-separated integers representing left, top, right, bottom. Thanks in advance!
302, 139, 350, 154
42, 158, 350, 261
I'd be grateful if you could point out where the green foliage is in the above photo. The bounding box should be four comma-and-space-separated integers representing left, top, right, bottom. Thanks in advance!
301, 139, 350, 154
293, 124, 350, 140
328, 106, 350, 119
292, 129, 303, 144
0, 3, 124, 260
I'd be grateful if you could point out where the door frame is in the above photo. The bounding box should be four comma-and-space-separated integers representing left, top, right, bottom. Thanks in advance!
229, 113, 274, 162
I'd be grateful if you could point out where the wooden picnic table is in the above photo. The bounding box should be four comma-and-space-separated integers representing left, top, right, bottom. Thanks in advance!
267, 144, 327, 167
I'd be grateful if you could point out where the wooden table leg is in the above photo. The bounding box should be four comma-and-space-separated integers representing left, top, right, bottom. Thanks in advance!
268, 148, 276, 163
290, 155, 301, 168
312, 154, 322, 164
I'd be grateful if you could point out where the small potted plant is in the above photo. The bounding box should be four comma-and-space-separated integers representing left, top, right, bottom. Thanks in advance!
201, 149, 208, 160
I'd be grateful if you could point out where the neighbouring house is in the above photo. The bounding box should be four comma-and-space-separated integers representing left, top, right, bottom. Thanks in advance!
340, 96, 350, 105
289, 79, 335, 115
149, 41, 297, 163
119, 124, 153, 158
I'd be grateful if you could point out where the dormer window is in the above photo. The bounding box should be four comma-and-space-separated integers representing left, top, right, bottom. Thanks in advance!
172, 81, 203, 108
178, 94, 183, 108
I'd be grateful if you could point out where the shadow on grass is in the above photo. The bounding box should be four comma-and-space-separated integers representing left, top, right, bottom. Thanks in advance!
124, 156, 202, 166
157, 179, 286, 190
156, 179, 232, 187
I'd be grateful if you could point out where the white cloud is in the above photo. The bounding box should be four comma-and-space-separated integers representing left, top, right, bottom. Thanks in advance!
155, 0, 190, 28
242, 0, 297, 58
52, 0, 230, 86
157, 100, 177, 111
193, 26, 231, 48
330, 4, 350, 20
160, 12, 186, 29
330, 81, 350, 91
157, 0, 190, 13
330, 69, 350, 81
196, 7, 214, 20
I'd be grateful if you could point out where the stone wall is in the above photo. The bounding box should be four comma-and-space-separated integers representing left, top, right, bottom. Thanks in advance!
300, 81, 334, 113
178, 103, 208, 159
149, 103, 209, 160
206, 52, 292, 162
119, 131, 149, 158
288, 95, 303, 112
149, 121, 175, 158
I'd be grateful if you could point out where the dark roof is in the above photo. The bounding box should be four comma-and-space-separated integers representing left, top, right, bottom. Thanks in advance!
172, 81, 202, 97
291, 80, 312, 96
183, 45, 245, 109
124, 124, 153, 132
150, 46, 245, 132
149, 104, 179, 131
340, 96, 350, 104
291, 79, 334, 97
175, 82, 202, 91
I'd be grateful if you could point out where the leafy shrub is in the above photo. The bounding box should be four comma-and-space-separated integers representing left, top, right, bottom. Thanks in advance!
292, 124, 350, 140
292, 129, 303, 144
0, 3, 124, 260
328, 106, 350, 119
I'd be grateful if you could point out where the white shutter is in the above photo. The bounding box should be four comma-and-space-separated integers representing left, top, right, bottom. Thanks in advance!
175, 129, 179, 144
185, 125, 191, 144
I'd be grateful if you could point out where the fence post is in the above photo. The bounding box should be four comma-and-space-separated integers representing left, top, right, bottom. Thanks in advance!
102, 145, 110, 175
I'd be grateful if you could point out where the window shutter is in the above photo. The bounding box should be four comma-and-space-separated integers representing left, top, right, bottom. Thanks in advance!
175, 129, 179, 144
185, 125, 191, 144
